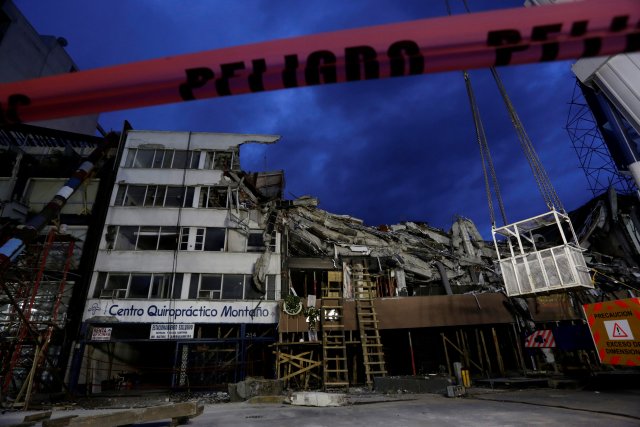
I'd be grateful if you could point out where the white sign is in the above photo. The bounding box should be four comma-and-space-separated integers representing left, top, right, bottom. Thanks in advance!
150, 323, 195, 340
604, 319, 635, 340
91, 326, 112, 341
84, 299, 278, 324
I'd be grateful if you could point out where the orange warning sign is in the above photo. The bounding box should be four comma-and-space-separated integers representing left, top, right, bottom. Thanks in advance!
0, 0, 639, 124
583, 297, 640, 366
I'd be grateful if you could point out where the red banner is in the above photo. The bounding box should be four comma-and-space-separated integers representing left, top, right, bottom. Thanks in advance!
0, 0, 638, 124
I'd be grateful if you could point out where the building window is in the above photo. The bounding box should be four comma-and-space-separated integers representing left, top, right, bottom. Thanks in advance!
115, 185, 195, 208
129, 274, 152, 298
97, 274, 129, 298
158, 227, 179, 250
172, 274, 184, 298
114, 226, 137, 250
204, 227, 226, 251
179, 228, 190, 250
180, 227, 226, 251
110, 225, 266, 253
137, 226, 161, 250
115, 185, 145, 206
189, 274, 276, 300
144, 185, 166, 206
110, 226, 178, 251
94, 273, 181, 299
192, 274, 244, 300
266, 275, 278, 300
203, 151, 236, 170
197, 274, 222, 299
125, 148, 200, 169
194, 228, 205, 250
199, 186, 229, 208
183, 187, 195, 208
164, 187, 185, 207
247, 231, 265, 252
222, 275, 244, 299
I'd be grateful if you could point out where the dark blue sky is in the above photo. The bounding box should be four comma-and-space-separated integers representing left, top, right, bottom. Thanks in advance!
14, 0, 596, 237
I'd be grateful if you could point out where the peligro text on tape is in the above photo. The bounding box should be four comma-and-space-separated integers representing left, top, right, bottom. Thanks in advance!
0, 0, 638, 124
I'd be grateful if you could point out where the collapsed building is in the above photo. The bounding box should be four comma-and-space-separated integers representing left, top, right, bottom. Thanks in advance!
275, 191, 640, 389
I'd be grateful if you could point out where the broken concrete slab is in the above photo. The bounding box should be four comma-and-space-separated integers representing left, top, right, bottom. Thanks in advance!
232, 377, 284, 401
288, 391, 347, 407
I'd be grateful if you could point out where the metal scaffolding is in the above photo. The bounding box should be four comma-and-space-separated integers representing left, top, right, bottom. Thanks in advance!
566, 79, 637, 197
0, 227, 75, 409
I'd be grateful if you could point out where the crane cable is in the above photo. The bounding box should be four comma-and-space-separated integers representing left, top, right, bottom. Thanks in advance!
446, 0, 508, 227
464, 71, 508, 227
489, 67, 565, 213
455, 0, 565, 219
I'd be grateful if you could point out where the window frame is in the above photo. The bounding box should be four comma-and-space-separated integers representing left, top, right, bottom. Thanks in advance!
114, 185, 195, 208
199, 186, 229, 208
110, 225, 179, 251
124, 148, 202, 169
96, 272, 180, 299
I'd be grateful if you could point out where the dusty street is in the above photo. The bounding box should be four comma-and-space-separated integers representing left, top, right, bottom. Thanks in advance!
2, 388, 639, 427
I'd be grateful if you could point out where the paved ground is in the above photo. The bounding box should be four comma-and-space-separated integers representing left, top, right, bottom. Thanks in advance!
1, 388, 639, 426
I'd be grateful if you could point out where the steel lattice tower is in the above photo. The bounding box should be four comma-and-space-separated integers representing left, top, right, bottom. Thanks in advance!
566, 79, 637, 196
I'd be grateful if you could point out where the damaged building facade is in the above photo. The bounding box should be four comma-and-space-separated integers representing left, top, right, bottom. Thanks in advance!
6, 126, 640, 396
74, 130, 284, 392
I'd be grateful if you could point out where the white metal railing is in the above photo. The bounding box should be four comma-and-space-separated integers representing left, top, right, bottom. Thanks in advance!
493, 209, 593, 297
499, 244, 592, 296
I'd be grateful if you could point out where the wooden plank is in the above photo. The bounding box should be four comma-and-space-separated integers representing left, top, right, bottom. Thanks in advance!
492, 327, 505, 376
42, 415, 78, 427
9, 422, 38, 427
442, 334, 484, 372
480, 329, 493, 373
280, 361, 322, 381
43, 402, 201, 427
24, 411, 52, 422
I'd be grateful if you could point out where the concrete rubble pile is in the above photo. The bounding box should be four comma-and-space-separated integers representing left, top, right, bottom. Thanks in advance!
276, 190, 640, 299
276, 196, 504, 296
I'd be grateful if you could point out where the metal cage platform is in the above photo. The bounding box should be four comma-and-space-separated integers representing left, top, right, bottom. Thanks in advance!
492, 209, 593, 297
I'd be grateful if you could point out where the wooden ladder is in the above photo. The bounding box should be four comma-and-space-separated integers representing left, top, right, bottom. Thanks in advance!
321, 277, 349, 389
353, 266, 387, 389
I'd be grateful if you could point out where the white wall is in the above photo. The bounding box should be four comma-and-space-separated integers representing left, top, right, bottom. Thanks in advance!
87, 130, 282, 303
123, 130, 279, 154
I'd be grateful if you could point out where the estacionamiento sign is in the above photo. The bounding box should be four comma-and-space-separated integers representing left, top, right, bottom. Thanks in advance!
583, 297, 640, 366
150, 323, 195, 340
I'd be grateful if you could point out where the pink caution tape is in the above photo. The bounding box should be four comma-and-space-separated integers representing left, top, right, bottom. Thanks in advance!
0, 0, 638, 123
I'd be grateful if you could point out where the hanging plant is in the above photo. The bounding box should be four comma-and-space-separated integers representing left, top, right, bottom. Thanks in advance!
304, 306, 321, 330
283, 294, 302, 316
